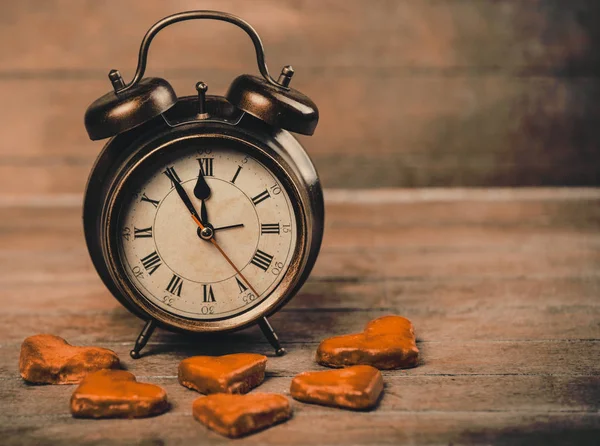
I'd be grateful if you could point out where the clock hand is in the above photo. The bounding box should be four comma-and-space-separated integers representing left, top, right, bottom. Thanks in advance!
200, 199, 210, 226
205, 232, 260, 297
165, 168, 258, 296
213, 223, 244, 231
198, 221, 243, 239
194, 166, 211, 200
165, 169, 201, 223
194, 165, 212, 226
194, 213, 258, 296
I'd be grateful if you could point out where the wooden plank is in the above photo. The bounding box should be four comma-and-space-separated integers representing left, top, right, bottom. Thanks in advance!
2, 375, 599, 419
3, 194, 600, 227
1, 193, 599, 444
3, 270, 599, 315
0, 409, 598, 446
1, 1, 599, 190
1, 245, 598, 299
325, 198, 600, 230
0, 0, 595, 73
1, 196, 599, 270
2, 192, 600, 233
0, 302, 598, 345
0, 197, 598, 314
2, 75, 593, 160
1, 340, 599, 379
2, 194, 600, 260
2, 154, 599, 193
3, 212, 599, 252
297, 276, 600, 311
1, 256, 600, 314
4, 240, 598, 280
1, 74, 599, 191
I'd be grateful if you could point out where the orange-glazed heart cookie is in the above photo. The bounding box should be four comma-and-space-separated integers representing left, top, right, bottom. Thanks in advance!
70, 370, 169, 418
178, 353, 267, 394
193, 393, 291, 438
19, 334, 120, 384
316, 315, 419, 369
291, 365, 383, 410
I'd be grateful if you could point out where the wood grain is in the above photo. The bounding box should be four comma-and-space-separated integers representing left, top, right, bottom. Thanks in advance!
1, 191, 599, 443
2, 339, 600, 377
2, 74, 599, 192
1, 0, 598, 75
1, 412, 598, 446
2, 375, 599, 417
0, 1, 599, 188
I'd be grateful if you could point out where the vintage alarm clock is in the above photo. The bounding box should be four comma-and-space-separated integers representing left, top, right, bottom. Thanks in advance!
83, 11, 323, 359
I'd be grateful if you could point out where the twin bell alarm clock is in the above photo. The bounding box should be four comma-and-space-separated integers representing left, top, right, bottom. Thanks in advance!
83, 11, 323, 358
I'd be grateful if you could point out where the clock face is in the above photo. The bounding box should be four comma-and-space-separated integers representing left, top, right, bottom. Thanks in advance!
116, 141, 299, 321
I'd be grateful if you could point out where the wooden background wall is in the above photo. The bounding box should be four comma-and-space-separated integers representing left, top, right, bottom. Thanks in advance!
0, 0, 599, 194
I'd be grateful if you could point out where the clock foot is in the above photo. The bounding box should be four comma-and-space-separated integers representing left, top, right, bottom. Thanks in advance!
130, 320, 157, 359
258, 317, 286, 356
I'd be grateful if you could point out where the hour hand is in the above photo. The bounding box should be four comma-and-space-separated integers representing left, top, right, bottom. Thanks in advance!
213, 223, 244, 232
194, 166, 211, 200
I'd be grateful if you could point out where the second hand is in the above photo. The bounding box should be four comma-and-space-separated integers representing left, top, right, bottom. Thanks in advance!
190, 214, 259, 297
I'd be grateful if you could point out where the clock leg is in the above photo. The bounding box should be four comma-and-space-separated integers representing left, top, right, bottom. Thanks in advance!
258, 317, 286, 356
130, 320, 157, 359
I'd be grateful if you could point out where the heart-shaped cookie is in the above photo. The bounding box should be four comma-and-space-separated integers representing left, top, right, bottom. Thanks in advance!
179, 353, 267, 394
193, 393, 291, 438
316, 315, 419, 369
291, 365, 383, 410
19, 334, 120, 384
70, 370, 169, 418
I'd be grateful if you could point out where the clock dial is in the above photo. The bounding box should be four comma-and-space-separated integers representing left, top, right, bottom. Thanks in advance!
117, 144, 298, 320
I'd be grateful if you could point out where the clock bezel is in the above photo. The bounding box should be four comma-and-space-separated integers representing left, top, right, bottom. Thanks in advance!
84, 96, 324, 336
100, 127, 311, 333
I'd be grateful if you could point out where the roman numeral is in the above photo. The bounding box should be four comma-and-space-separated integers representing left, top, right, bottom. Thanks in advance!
261, 223, 280, 235
198, 158, 214, 176
163, 167, 181, 187
140, 193, 159, 208
134, 226, 153, 238
166, 274, 183, 296
250, 249, 273, 271
203, 284, 216, 302
140, 251, 161, 275
231, 165, 242, 184
235, 277, 248, 293
251, 189, 271, 206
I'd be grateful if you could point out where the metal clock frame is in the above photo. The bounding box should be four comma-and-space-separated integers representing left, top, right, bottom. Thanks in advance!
84, 97, 324, 358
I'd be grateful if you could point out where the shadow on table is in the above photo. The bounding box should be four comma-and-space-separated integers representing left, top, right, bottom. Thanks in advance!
457, 424, 600, 446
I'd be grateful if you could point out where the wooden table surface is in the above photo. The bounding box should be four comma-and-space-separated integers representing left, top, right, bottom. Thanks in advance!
1, 188, 599, 445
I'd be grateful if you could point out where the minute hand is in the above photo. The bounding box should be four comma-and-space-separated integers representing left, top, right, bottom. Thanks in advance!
165, 170, 202, 222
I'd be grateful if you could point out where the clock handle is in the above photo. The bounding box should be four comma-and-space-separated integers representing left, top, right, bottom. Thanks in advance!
116, 10, 285, 94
